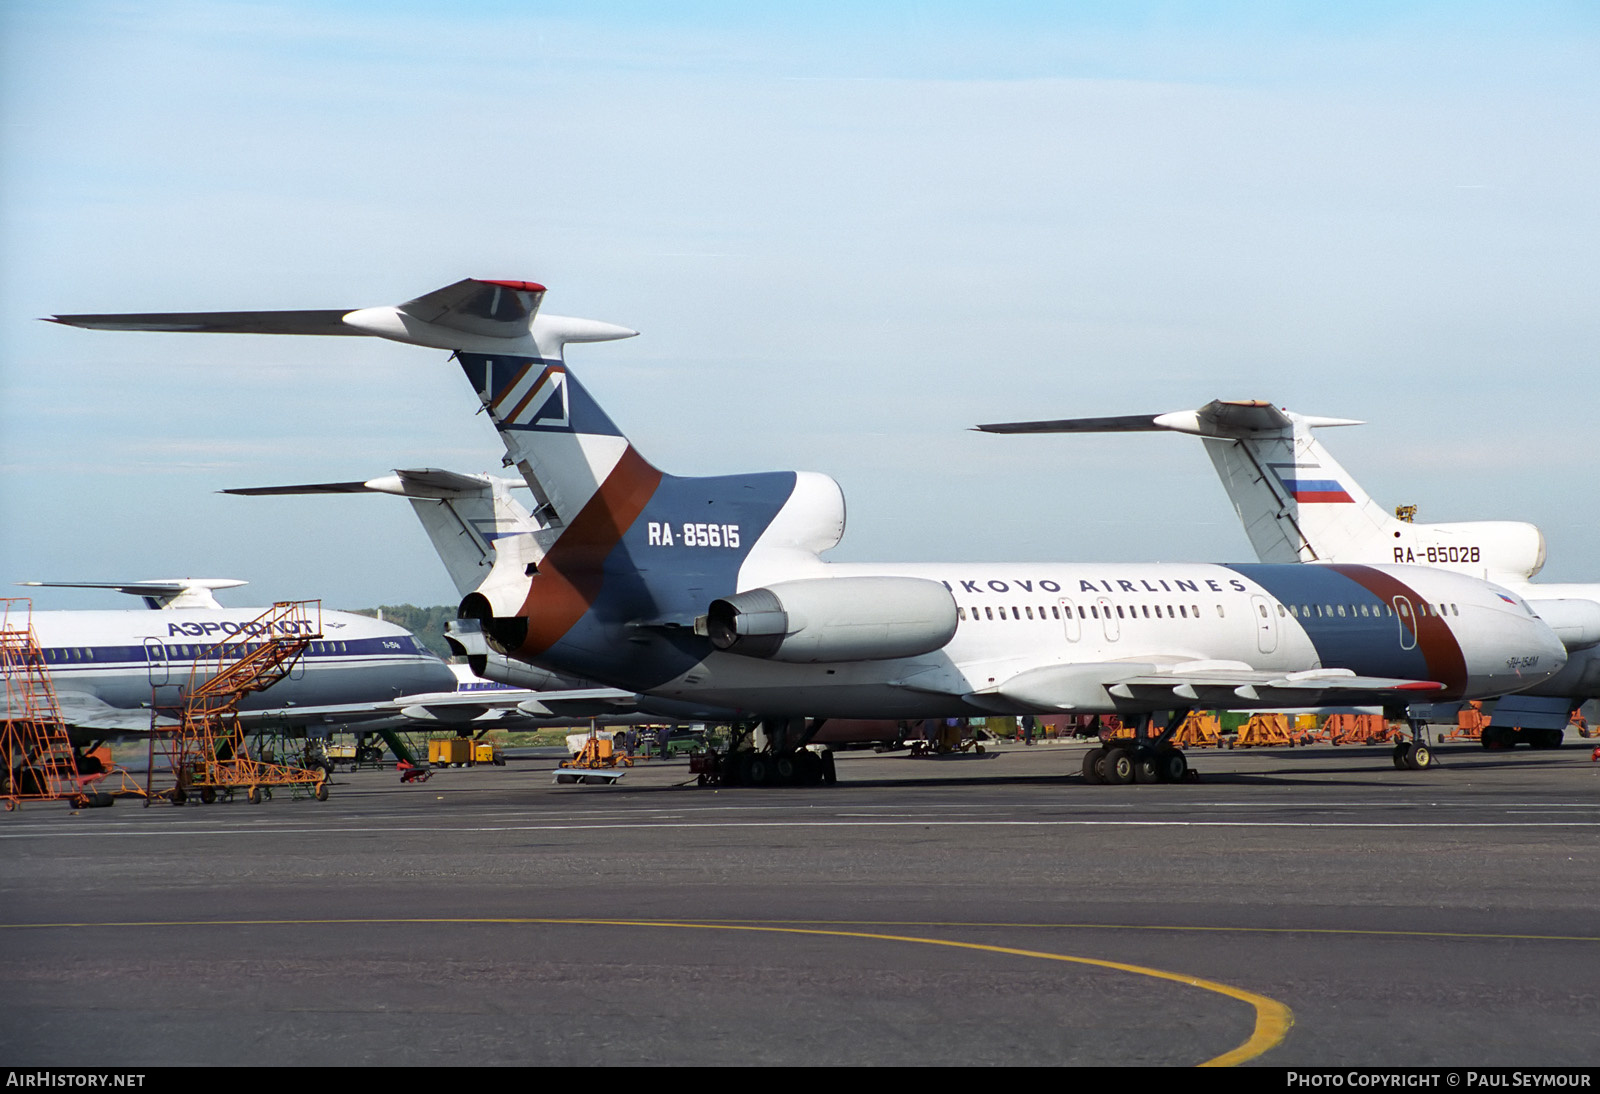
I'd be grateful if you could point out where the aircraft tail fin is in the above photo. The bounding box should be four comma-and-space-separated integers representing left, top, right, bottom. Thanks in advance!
978, 399, 1546, 581
979, 400, 1377, 563
224, 470, 541, 597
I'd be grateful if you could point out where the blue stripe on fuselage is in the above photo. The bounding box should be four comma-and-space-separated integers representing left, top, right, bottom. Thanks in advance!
1224, 563, 1434, 679
539, 469, 800, 688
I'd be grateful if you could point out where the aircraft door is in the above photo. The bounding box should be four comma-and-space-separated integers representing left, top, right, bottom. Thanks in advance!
1096, 597, 1119, 642
144, 638, 168, 686
1392, 596, 1418, 651
1250, 595, 1278, 655
1058, 598, 1081, 642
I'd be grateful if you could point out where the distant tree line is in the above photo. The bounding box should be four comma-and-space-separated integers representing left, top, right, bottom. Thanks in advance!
348, 604, 459, 661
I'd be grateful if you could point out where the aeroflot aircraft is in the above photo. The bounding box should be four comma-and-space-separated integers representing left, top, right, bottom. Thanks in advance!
11, 580, 457, 741
976, 400, 1600, 748
49, 281, 1570, 780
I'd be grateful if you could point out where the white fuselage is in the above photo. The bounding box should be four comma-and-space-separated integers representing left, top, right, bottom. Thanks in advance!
18, 608, 458, 740
628, 561, 1566, 718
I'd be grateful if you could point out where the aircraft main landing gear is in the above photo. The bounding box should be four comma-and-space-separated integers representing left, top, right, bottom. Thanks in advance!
1082, 740, 1189, 785
1081, 710, 1194, 786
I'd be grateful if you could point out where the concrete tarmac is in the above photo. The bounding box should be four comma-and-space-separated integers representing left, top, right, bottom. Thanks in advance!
2, 739, 1597, 1067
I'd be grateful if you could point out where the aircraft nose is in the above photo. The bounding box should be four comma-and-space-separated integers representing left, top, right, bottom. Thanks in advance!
1517, 614, 1568, 684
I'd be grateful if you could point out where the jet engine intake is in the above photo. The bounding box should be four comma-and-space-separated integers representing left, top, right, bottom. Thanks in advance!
704, 577, 958, 663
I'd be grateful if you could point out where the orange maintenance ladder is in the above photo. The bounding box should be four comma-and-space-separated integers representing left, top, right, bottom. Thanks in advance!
1, 599, 92, 810
146, 601, 329, 806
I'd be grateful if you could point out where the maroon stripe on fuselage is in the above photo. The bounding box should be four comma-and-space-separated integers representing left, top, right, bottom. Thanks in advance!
1327, 564, 1469, 697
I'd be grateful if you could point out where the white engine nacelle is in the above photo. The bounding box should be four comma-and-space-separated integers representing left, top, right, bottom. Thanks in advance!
703, 577, 958, 663
1527, 599, 1600, 652
1402, 521, 1546, 580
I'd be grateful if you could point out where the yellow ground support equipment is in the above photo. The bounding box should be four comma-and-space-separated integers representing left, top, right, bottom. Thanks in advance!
1168, 712, 1222, 749
1440, 701, 1491, 743
908, 720, 989, 757
1317, 713, 1400, 745
1, 599, 97, 811
1228, 712, 1313, 748
146, 601, 328, 806
428, 737, 473, 766
555, 723, 631, 784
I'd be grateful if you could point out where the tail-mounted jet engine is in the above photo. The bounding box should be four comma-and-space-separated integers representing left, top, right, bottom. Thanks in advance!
702, 577, 958, 663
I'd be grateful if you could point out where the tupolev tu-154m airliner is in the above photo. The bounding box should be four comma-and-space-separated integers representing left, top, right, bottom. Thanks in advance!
976, 398, 1600, 750
49, 279, 1569, 783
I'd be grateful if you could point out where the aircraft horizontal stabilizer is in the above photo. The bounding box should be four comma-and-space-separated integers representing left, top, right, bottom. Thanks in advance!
224, 468, 521, 501
18, 578, 247, 610
43, 310, 359, 336
49, 278, 638, 356
977, 399, 1362, 439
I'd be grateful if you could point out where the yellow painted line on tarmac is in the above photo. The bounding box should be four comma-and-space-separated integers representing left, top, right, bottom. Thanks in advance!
0, 915, 1290, 1066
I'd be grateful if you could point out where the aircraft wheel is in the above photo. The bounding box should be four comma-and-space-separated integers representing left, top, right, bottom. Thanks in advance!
1404, 743, 1433, 771
1156, 747, 1188, 783
314, 781, 329, 802
1132, 747, 1161, 784
743, 753, 770, 787
1481, 726, 1511, 750
819, 750, 837, 786
797, 751, 823, 786
1103, 747, 1136, 785
1081, 747, 1106, 784
246, 786, 262, 805
775, 755, 797, 784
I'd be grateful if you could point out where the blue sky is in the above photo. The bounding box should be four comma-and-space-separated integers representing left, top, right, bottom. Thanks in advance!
2, 1, 1596, 611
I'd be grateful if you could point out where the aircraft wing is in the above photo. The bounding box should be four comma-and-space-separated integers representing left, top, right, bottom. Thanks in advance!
387, 684, 638, 724
54, 691, 172, 734
969, 660, 1445, 711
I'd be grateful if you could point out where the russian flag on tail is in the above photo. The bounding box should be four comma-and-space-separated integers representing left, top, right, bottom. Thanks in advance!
1280, 477, 1354, 504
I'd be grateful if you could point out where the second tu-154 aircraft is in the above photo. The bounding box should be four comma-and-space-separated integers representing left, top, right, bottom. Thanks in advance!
975, 398, 1600, 748
49, 279, 1568, 782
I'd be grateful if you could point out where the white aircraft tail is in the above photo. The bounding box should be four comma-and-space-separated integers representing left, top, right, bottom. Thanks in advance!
224, 469, 541, 597
978, 400, 1546, 582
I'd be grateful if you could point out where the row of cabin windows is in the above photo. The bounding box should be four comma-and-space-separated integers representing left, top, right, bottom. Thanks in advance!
1279, 602, 1458, 620
45, 640, 355, 664
958, 599, 1461, 625
959, 603, 1207, 622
